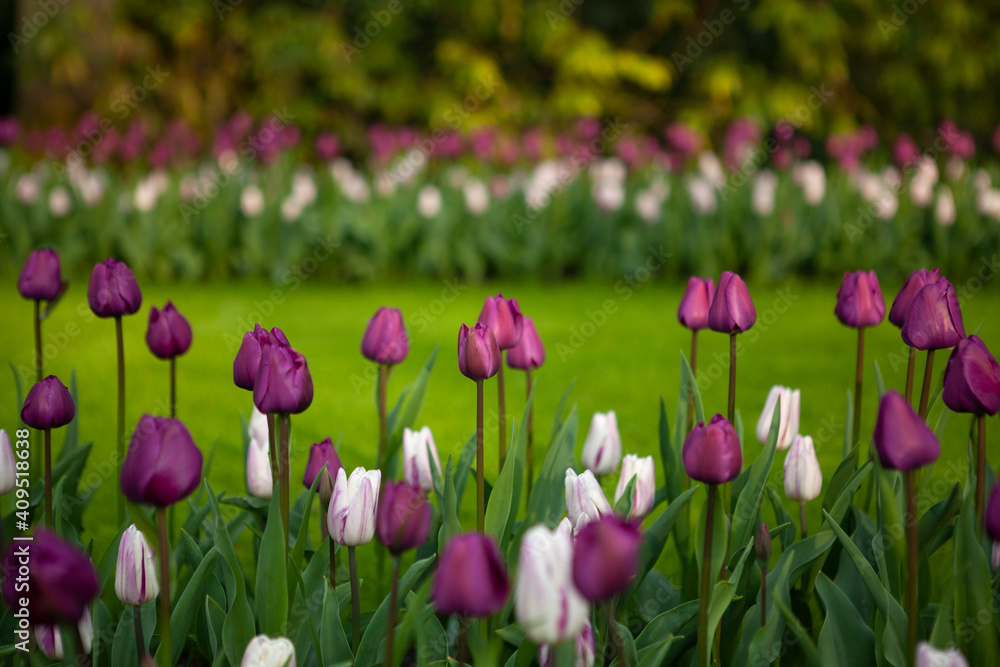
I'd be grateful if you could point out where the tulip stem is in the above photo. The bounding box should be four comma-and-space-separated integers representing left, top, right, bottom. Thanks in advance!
498, 359, 507, 472
727, 334, 736, 424
976, 414, 986, 532
74, 625, 92, 667
279, 414, 291, 549
525, 369, 534, 502
116, 315, 126, 526
266, 414, 278, 494
156, 507, 171, 667
44, 429, 52, 527
918, 349, 935, 420
905, 470, 919, 662
605, 600, 628, 667
377, 363, 388, 471
904, 346, 916, 404
853, 327, 864, 452
477, 380, 485, 533
33, 299, 42, 383
169, 357, 176, 419
349, 546, 361, 650
698, 484, 717, 667
457, 620, 469, 665
760, 564, 767, 627
689, 330, 698, 433
133, 604, 145, 661
799, 502, 808, 539
385, 555, 401, 667
328, 533, 335, 588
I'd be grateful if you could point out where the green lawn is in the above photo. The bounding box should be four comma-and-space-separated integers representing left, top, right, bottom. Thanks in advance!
1, 275, 997, 582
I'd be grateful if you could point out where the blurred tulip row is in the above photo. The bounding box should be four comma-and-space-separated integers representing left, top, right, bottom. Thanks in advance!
3, 247, 1000, 667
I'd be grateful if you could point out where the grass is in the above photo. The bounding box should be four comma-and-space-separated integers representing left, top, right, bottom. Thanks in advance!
1, 274, 997, 591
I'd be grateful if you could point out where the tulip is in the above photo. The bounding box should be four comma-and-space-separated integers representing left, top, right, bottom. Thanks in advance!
755, 386, 800, 450
402, 426, 442, 493
115, 524, 159, 606
146, 301, 192, 419
902, 278, 966, 419
478, 293, 523, 350
708, 271, 755, 335
433, 533, 510, 617
303, 437, 343, 490
1, 529, 99, 624
581, 411, 622, 476
515, 523, 589, 645
361, 306, 409, 365
328, 467, 381, 547
253, 345, 313, 416
507, 315, 545, 495
36, 608, 93, 659
565, 469, 612, 532
783, 434, 822, 539
0, 430, 13, 496
571, 515, 641, 601
376, 480, 431, 554
987, 484, 1000, 542
18, 248, 66, 302
678, 276, 715, 332
614, 455, 655, 520
121, 415, 204, 507
459, 322, 501, 532
246, 408, 273, 499
538, 621, 595, 667
915, 642, 969, 667
233, 325, 290, 391
682, 414, 742, 485
22, 375, 74, 526
240, 635, 297, 667
890, 268, 942, 404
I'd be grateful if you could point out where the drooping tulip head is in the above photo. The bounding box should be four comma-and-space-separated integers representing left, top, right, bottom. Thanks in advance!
888, 268, 941, 328
682, 414, 742, 484
507, 316, 545, 370
87, 257, 142, 318
873, 391, 941, 471
708, 271, 756, 334
478, 293, 523, 350
20, 375, 75, 430
18, 248, 67, 302
361, 306, 409, 365
432, 533, 510, 617
678, 276, 715, 331
146, 301, 193, 360
834, 270, 886, 329
120, 414, 204, 507
942, 336, 1000, 416
458, 322, 501, 381
900, 279, 966, 350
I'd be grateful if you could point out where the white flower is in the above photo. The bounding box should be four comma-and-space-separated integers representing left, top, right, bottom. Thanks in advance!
686, 177, 716, 215
36, 608, 92, 660
874, 189, 898, 220
914, 156, 939, 185
910, 176, 934, 207
280, 196, 302, 223
751, 170, 777, 216
539, 620, 595, 667
417, 184, 442, 218
783, 435, 822, 502
915, 642, 968, 667
882, 166, 902, 191
515, 524, 590, 645
978, 188, 1000, 219
756, 386, 800, 450
241, 185, 265, 218
592, 180, 625, 212
47, 186, 71, 218
634, 188, 661, 224
179, 175, 200, 203
581, 411, 621, 475
218, 150, 240, 174
328, 467, 381, 546
292, 169, 317, 207
134, 173, 166, 212
241, 635, 297, 667
945, 155, 965, 182
463, 178, 490, 215
614, 454, 655, 519
590, 158, 627, 185
974, 169, 992, 191
16, 173, 40, 204
565, 469, 611, 532
934, 185, 956, 226
0, 430, 14, 495
115, 524, 159, 606
793, 161, 825, 205
402, 426, 442, 493
246, 407, 272, 499
77, 172, 105, 207
697, 151, 726, 189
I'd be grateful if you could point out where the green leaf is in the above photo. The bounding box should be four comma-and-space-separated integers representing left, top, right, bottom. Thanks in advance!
658, 397, 682, 504
485, 383, 534, 548
383, 345, 440, 466
289, 470, 322, 592
695, 486, 728, 593
525, 405, 578, 527
774, 595, 824, 666
435, 456, 461, 549
613, 475, 637, 518
876, 467, 906, 567
452, 433, 477, 506
679, 352, 705, 426
152, 546, 220, 667
765, 486, 797, 549
320, 581, 354, 664
928, 581, 955, 649
626, 487, 697, 601
730, 397, 780, 555
255, 490, 288, 636
355, 556, 436, 667
873, 360, 886, 398
954, 487, 1000, 664
816, 573, 876, 667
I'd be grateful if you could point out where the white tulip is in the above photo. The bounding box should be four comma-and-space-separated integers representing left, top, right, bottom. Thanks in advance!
565, 469, 611, 532
36, 608, 92, 659
915, 642, 968, 667
241, 635, 297, 667
515, 524, 590, 645
756, 386, 800, 450
417, 184, 442, 218
246, 407, 272, 499
328, 467, 381, 546
241, 185, 265, 217
402, 426, 442, 493
751, 170, 777, 216
581, 411, 621, 475
0, 430, 14, 495
783, 435, 822, 502
614, 454, 655, 519
115, 524, 159, 606
934, 185, 956, 226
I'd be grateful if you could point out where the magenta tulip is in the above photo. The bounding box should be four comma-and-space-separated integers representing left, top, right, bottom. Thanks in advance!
21, 375, 75, 429
87, 258, 142, 318
682, 414, 742, 484
253, 345, 313, 415
432, 533, 509, 616
834, 270, 885, 329
901, 279, 966, 350
18, 249, 66, 302
678, 277, 715, 331
376, 480, 432, 554
708, 271, 755, 334
873, 391, 940, 471
458, 322, 501, 381
303, 437, 343, 489
233, 325, 290, 391
571, 515, 641, 601
478, 294, 523, 350
507, 316, 545, 370
146, 302, 193, 360
361, 307, 409, 365
120, 414, 204, 507
888, 268, 941, 328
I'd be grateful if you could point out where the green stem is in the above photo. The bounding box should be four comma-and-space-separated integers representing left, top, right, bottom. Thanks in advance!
169, 357, 176, 419
525, 369, 533, 503
116, 315, 126, 526
904, 346, 916, 405
698, 484, 717, 667
727, 333, 736, 424
477, 380, 485, 533
34, 299, 42, 383
266, 414, 278, 494
349, 546, 361, 650
156, 508, 171, 667
133, 604, 145, 662
279, 414, 290, 549
977, 415, 986, 535
917, 349, 935, 420
760, 564, 767, 627
377, 363, 387, 471
906, 470, 919, 663
44, 429, 52, 527
385, 556, 401, 667
799, 502, 808, 539
853, 327, 864, 451
689, 329, 698, 432
498, 358, 507, 471
328, 527, 335, 588
605, 600, 628, 667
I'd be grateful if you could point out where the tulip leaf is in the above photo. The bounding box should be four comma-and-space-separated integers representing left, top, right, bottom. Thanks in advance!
452, 433, 477, 506
613, 475, 637, 518
954, 487, 999, 664
928, 580, 955, 648
875, 467, 906, 568
873, 359, 886, 398
706, 536, 754, 647
288, 535, 331, 661
549, 379, 576, 438
436, 456, 461, 549
821, 509, 907, 667
383, 345, 440, 471
773, 595, 824, 666
695, 486, 728, 591
816, 573, 876, 667
320, 581, 354, 664
485, 381, 534, 550
355, 556, 435, 667
525, 405, 578, 527
255, 490, 288, 637
624, 486, 697, 605
152, 546, 220, 667
678, 352, 705, 426
112, 606, 141, 667
730, 397, 780, 557
634, 600, 698, 653
96, 523, 127, 591
608, 619, 638, 667
765, 486, 797, 549
289, 471, 322, 592
917, 483, 960, 557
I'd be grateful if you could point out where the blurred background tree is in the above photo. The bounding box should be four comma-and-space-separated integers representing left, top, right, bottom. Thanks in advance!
4, 0, 1000, 149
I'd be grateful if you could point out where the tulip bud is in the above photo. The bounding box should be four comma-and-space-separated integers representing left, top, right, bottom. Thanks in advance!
755, 523, 772, 562
87, 257, 142, 318
432, 533, 510, 617
539, 621, 595, 667
115, 524, 159, 606
515, 524, 589, 644
755, 385, 800, 450
565, 469, 612, 532
361, 306, 409, 365
581, 411, 621, 475
18, 248, 67, 302
614, 455, 655, 520
478, 293, 523, 350
376, 480, 432, 554
986, 484, 1000, 542
677, 276, 715, 331
901, 279, 966, 350
303, 437, 342, 490
783, 435, 822, 502
240, 635, 297, 667
146, 301, 193, 360
888, 268, 941, 328
682, 414, 742, 484
915, 642, 969, 667
834, 270, 886, 328
1, 529, 100, 624
253, 345, 313, 415
246, 407, 272, 499
318, 471, 334, 509
571, 515, 641, 601
402, 426, 442, 493
458, 322, 501, 381
35, 608, 93, 659
942, 336, 1000, 416
0, 430, 13, 495
873, 391, 940, 472
328, 467, 381, 546
234, 325, 290, 391
20, 375, 75, 430
708, 271, 756, 334
507, 316, 545, 370
120, 415, 204, 507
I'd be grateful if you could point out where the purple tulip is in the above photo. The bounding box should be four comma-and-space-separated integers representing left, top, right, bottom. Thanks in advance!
120, 414, 204, 507
664, 122, 702, 159
708, 271, 756, 334
87, 258, 142, 318
682, 414, 742, 484
145, 301, 193, 360
900, 279, 966, 350
18, 249, 67, 302
376, 480, 432, 554
571, 515, 642, 601
986, 484, 1000, 542
893, 134, 920, 169
458, 323, 501, 381
507, 316, 545, 370
478, 294, 523, 350
315, 132, 340, 162
888, 268, 941, 328
873, 391, 940, 471
253, 345, 313, 415
233, 325, 290, 391
360, 307, 409, 365
0, 116, 19, 145
432, 533, 510, 616
942, 336, 1000, 416
21, 376, 75, 430
1, 529, 99, 625
303, 437, 342, 490
678, 276, 716, 331
834, 270, 886, 329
